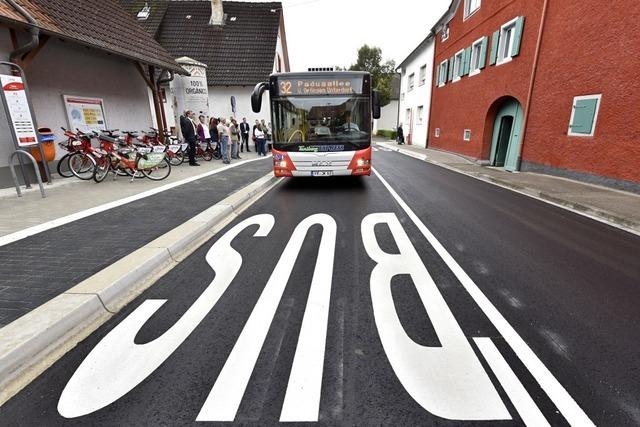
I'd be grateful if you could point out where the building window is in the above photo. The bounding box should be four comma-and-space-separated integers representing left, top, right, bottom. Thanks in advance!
568, 94, 602, 137
464, 0, 481, 19
441, 26, 449, 42
408, 73, 415, 91
464, 129, 471, 141
435, 128, 441, 137
452, 50, 464, 82
469, 37, 486, 76
405, 108, 411, 124
437, 60, 448, 87
419, 65, 427, 86
401, 92, 405, 101
417, 106, 424, 125
493, 17, 525, 66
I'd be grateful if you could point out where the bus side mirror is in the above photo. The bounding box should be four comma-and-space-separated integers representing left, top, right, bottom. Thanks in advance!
251, 82, 269, 113
372, 89, 381, 119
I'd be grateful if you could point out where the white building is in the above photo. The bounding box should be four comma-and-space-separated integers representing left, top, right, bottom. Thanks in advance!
0, 0, 184, 188
373, 74, 401, 135
397, 33, 435, 148
123, 0, 290, 131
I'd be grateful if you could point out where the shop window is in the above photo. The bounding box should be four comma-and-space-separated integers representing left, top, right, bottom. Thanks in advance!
417, 106, 424, 125
419, 65, 427, 86
464, 0, 481, 19
568, 94, 601, 137
464, 129, 471, 141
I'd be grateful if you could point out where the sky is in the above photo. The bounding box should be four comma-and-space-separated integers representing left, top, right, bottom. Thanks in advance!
235, 0, 451, 71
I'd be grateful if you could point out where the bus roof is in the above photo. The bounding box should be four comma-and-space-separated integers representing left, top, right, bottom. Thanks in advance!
270, 71, 370, 79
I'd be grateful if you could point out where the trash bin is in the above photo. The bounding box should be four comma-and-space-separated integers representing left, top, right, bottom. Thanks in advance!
31, 127, 56, 162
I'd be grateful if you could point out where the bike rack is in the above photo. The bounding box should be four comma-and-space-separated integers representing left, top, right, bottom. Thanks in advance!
8, 150, 46, 198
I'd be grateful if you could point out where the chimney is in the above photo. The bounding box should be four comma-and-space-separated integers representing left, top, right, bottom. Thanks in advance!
209, 0, 224, 25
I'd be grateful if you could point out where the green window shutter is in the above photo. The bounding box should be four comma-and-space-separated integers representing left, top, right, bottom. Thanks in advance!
442, 62, 449, 84
448, 56, 455, 81
435, 65, 439, 86
511, 16, 526, 57
463, 46, 472, 75
570, 98, 599, 134
479, 36, 488, 69
489, 30, 500, 65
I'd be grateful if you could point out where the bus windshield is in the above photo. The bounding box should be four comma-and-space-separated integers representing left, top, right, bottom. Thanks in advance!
272, 96, 371, 149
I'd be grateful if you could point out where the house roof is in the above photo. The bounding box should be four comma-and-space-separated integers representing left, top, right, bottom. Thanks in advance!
0, 0, 185, 74
396, 32, 435, 70
121, 1, 284, 86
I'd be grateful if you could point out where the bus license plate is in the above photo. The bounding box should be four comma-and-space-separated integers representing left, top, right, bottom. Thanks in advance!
312, 171, 333, 177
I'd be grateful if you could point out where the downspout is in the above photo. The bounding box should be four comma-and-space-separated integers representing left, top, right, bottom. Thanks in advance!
156, 70, 174, 136
516, 0, 549, 171
6, 0, 40, 64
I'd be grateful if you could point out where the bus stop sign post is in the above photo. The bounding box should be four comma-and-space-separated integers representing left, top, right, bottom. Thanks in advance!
0, 61, 50, 197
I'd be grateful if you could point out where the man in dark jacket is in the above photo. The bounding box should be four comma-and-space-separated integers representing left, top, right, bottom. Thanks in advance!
181, 110, 200, 166
239, 117, 251, 153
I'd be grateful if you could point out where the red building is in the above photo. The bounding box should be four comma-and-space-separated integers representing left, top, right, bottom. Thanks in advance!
428, 0, 640, 192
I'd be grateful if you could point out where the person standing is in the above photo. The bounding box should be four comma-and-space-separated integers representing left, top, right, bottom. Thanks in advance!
254, 123, 267, 156
229, 118, 241, 160
217, 118, 231, 164
181, 110, 199, 166
197, 115, 211, 144
396, 124, 405, 145
252, 119, 260, 153
240, 117, 251, 153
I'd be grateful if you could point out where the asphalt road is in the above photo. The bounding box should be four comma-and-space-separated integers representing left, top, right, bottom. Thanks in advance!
1, 146, 639, 426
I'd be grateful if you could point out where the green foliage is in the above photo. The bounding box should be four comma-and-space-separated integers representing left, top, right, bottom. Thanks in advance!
376, 129, 397, 140
348, 45, 396, 107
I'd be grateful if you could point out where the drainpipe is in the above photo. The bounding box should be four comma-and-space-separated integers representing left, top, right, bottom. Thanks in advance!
156, 70, 174, 137
6, 0, 40, 64
516, 0, 549, 171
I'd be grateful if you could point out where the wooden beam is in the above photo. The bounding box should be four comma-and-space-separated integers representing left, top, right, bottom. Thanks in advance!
148, 65, 165, 140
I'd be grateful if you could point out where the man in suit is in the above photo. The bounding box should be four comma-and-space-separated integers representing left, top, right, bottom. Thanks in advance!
181, 110, 200, 166
239, 117, 251, 153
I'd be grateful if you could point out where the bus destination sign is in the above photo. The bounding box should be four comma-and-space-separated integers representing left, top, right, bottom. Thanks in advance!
277, 77, 363, 96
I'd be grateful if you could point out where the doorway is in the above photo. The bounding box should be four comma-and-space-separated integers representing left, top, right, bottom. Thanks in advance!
489, 98, 523, 171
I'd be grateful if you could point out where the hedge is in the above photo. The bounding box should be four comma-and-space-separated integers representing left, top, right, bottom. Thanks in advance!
376, 129, 397, 140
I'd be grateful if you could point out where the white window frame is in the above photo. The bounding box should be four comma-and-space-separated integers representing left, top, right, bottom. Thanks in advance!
468, 37, 484, 77
417, 106, 424, 125
452, 49, 464, 82
463, 129, 471, 141
464, 0, 481, 20
441, 26, 450, 42
567, 94, 602, 137
496, 17, 518, 66
435, 128, 441, 138
438, 60, 448, 87
419, 65, 427, 86
408, 73, 415, 91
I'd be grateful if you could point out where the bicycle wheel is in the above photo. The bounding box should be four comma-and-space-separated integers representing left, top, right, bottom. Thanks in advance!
56, 153, 74, 178
168, 150, 184, 166
93, 156, 111, 183
142, 158, 171, 181
69, 152, 96, 180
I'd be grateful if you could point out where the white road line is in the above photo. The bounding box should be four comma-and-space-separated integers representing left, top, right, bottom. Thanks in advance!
280, 215, 336, 422
474, 338, 550, 427
197, 214, 336, 422
372, 168, 595, 427
0, 157, 269, 248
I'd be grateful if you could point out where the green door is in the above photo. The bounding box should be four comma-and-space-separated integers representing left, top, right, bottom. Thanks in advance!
489, 99, 523, 171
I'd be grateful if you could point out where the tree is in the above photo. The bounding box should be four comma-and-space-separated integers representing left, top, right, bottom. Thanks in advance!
348, 45, 396, 106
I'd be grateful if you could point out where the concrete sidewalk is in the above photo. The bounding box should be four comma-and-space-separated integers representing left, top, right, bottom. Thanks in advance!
375, 139, 640, 235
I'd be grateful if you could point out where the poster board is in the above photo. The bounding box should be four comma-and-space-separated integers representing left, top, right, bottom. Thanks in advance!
0, 74, 38, 147
63, 95, 107, 133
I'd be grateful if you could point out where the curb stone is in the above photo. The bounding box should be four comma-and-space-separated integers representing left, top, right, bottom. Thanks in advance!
0, 173, 280, 406
377, 142, 640, 236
